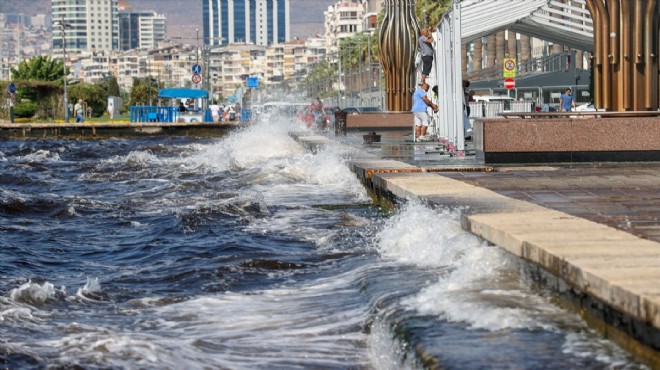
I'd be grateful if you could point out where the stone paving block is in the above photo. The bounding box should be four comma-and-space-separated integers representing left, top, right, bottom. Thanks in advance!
348, 160, 421, 181
592, 267, 660, 315
641, 296, 660, 329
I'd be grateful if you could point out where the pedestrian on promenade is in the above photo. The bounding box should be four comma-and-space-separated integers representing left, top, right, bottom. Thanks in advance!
463, 79, 474, 116
419, 28, 434, 85
74, 99, 85, 123
86, 105, 93, 119
209, 100, 221, 123
412, 82, 438, 141
108, 100, 114, 119
559, 88, 575, 112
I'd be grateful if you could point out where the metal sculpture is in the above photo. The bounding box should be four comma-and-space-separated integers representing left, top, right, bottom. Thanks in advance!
378, 0, 420, 111
585, 0, 659, 111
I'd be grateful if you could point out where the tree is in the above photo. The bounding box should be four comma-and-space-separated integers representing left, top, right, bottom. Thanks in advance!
10, 55, 69, 83
416, 0, 450, 28
6, 56, 66, 121
107, 75, 121, 97
339, 33, 373, 70
304, 58, 337, 98
129, 77, 158, 107
68, 82, 107, 117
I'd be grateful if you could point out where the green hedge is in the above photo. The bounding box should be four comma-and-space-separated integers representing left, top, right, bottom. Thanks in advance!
14, 101, 37, 118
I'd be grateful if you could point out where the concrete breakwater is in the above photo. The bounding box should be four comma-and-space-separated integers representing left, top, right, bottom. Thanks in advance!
291, 131, 660, 365
0, 122, 241, 139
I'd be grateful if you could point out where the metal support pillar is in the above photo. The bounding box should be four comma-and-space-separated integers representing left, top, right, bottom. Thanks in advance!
585, 0, 659, 111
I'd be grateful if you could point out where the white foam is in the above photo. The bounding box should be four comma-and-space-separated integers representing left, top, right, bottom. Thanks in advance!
366, 317, 420, 370
9, 280, 58, 305
0, 306, 35, 322
36, 270, 374, 369
375, 202, 565, 331
19, 149, 60, 163
376, 201, 483, 267
561, 332, 648, 369
184, 118, 304, 173
77, 277, 101, 296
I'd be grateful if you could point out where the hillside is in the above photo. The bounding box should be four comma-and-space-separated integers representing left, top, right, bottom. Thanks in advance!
1, 0, 336, 39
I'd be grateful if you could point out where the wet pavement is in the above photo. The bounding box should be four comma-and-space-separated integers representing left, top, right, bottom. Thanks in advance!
440, 166, 660, 243
337, 130, 660, 243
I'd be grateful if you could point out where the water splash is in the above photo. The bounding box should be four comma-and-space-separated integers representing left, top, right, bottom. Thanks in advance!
9, 281, 59, 306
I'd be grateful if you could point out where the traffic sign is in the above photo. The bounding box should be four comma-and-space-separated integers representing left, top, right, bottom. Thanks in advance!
504, 78, 515, 90
8, 82, 15, 94
192, 73, 202, 84
192, 64, 202, 74
503, 58, 517, 78
246, 77, 259, 88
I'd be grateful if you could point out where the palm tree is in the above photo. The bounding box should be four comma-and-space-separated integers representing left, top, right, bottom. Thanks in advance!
416, 0, 450, 28
10, 55, 68, 83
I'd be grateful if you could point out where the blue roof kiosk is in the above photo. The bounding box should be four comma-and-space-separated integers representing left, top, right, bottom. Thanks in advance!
130, 88, 211, 123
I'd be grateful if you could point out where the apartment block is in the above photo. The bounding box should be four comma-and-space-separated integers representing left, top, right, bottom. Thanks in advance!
203, 0, 290, 47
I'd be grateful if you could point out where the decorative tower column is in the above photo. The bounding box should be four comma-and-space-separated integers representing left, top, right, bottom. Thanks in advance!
378, 0, 420, 111
585, 0, 659, 111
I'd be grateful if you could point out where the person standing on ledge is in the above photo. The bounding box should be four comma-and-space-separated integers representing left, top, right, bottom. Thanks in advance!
412, 82, 438, 140
559, 87, 575, 112
419, 28, 434, 85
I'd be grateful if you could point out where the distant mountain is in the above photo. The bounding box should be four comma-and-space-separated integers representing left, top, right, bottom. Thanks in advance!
2, 0, 337, 39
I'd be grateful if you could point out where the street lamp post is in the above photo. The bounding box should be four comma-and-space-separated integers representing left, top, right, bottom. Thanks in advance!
59, 17, 72, 123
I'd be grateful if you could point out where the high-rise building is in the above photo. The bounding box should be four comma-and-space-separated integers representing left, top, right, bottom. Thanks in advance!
324, 1, 367, 52
203, 0, 291, 47
119, 11, 166, 51
52, 0, 120, 52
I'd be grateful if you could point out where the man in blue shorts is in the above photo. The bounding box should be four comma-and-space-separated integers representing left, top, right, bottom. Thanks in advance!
412, 83, 438, 140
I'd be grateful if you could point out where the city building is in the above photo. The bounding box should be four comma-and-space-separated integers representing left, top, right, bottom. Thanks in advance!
323, 1, 366, 53
0, 13, 52, 62
202, 0, 291, 47
52, 0, 120, 53
119, 11, 166, 51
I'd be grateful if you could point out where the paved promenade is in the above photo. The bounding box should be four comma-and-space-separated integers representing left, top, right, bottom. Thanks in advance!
291, 130, 660, 360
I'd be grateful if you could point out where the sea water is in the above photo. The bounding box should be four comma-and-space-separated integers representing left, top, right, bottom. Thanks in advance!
0, 112, 646, 369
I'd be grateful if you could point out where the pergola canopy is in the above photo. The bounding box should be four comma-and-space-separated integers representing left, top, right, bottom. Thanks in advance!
459, 0, 594, 52
429, 0, 595, 153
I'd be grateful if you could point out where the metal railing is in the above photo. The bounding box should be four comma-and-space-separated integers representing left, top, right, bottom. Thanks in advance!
467, 51, 583, 81
468, 101, 534, 118
129, 106, 180, 123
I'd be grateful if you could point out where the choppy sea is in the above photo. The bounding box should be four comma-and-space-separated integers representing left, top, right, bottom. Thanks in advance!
0, 112, 646, 369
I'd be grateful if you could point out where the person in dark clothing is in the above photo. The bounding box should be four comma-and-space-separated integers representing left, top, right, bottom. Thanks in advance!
419, 28, 434, 85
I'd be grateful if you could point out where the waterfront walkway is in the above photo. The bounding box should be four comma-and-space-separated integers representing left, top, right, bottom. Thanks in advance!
291, 129, 660, 360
